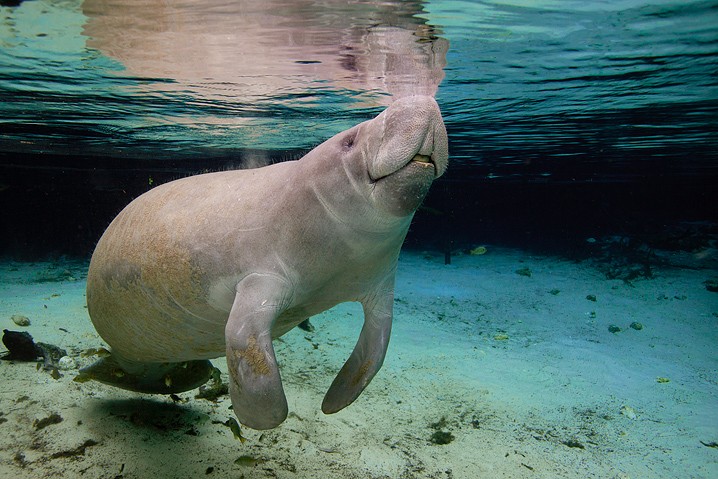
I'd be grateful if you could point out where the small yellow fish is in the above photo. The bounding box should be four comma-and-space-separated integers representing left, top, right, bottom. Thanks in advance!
225, 418, 247, 443
80, 347, 111, 358
470, 246, 487, 255
234, 455, 263, 467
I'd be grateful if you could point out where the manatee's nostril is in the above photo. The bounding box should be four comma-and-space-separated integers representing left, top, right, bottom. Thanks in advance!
342, 133, 355, 150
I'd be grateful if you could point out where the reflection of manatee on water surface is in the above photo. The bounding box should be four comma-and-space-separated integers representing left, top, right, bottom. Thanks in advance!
79, 95, 449, 430
81, 0, 448, 105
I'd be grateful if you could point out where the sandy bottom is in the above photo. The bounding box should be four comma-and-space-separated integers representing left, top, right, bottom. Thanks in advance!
0, 245, 716, 479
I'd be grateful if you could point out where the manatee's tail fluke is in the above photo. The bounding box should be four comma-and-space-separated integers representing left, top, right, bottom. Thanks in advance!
75, 351, 214, 394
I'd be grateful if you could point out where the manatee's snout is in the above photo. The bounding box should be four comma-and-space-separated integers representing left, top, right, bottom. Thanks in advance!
368, 95, 449, 217
369, 95, 449, 182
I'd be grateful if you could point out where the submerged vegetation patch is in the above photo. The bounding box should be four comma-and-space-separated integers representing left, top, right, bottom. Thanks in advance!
583, 223, 718, 283
429, 416, 455, 445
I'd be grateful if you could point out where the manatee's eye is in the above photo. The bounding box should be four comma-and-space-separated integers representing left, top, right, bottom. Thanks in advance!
342, 133, 355, 150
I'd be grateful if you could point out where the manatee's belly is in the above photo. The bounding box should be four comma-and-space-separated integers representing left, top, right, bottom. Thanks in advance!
87, 270, 227, 362
86, 230, 234, 363
87, 249, 374, 363
87, 265, 347, 362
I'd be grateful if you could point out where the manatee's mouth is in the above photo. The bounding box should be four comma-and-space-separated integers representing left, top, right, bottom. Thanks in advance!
401, 153, 436, 177
411, 154, 434, 170
370, 153, 437, 217
371, 153, 436, 183
373, 153, 437, 183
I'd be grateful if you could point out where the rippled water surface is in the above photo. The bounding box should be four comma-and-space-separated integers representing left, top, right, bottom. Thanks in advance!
1, 0, 716, 182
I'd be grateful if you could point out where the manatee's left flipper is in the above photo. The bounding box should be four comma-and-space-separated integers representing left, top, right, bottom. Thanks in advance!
75, 352, 213, 394
225, 273, 289, 430
322, 284, 394, 414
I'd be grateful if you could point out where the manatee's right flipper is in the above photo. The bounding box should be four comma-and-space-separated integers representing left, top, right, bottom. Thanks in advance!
225, 273, 289, 430
75, 352, 214, 394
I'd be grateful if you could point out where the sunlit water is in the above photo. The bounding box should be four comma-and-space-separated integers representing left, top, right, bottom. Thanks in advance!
1, 0, 716, 181
0, 0, 717, 256
0, 6, 716, 476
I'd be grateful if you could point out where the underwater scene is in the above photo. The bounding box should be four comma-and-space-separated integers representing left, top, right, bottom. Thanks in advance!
1, 0, 717, 478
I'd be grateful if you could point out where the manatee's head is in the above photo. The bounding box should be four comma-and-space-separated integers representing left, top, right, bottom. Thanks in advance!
340, 95, 449, 218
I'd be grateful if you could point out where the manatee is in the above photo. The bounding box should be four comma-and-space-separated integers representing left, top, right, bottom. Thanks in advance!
79, 95, 449, 430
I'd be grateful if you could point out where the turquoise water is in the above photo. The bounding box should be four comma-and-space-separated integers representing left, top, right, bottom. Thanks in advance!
1, 0, 717, 256
1, 0, 716, 178
0, 2, 717, 478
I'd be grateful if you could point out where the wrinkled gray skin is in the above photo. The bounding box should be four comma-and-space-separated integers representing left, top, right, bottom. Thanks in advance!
84, 95, 448, 429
